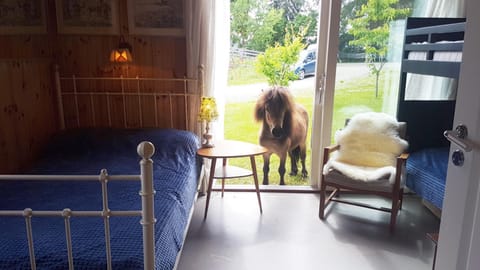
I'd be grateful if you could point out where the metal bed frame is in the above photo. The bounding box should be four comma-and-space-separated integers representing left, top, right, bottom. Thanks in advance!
0, 65, 203, 270
55, 65, 204, 131
0, 142, 156, 270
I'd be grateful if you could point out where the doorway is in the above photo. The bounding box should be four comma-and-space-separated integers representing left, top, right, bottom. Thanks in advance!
224, 0, 319, 188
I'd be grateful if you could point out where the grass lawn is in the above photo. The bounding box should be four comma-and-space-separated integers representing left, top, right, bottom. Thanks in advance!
223, 72, 385, 186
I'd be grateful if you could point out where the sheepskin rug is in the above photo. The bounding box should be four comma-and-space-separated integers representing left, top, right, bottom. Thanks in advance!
323, 112, 408, 184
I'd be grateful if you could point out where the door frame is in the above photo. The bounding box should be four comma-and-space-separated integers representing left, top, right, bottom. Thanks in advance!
436, 0, 480, 268
310, 0, 341, 187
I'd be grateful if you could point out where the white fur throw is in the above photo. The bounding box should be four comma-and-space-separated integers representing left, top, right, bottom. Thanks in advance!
323, 112, 408, 184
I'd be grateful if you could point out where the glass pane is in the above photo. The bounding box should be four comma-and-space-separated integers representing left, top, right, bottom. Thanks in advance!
332, 0, 413, 138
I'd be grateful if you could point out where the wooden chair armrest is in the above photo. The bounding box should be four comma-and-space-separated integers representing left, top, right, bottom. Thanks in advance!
395, 153, 409, 170
325, 144, 340, 153
398, 153, 409, 160
322, 144, 340, 167
393, 152, 409, 188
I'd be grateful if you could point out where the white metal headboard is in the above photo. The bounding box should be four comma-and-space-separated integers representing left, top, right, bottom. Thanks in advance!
54, 65, 203, 132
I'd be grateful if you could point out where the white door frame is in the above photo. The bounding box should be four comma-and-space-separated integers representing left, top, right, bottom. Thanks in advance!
310, 0, 341, 187
437, 0, 480, 268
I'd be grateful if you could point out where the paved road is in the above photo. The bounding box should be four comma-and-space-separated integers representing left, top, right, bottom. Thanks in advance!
225, 63, 370, 103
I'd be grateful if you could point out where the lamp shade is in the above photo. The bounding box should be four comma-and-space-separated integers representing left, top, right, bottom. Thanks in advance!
198, 96, 219, 122
110, 48, 133, 63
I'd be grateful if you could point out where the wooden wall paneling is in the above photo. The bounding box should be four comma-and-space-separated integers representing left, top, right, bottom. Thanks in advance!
125, 95, 141, 128
77, 95, 94, 127
56, 37, 76, 75
155, 95, 171, 129
63, 96, 78, 128
151, 38, 170, 78
140, 95, 156, 127
188, 94, 202, 133
91, 95, 109, 127
173, 38, 187, 77
109, 95, 126, 128
150, 38, 187, 78
171, 96, 187, 130
139, 79, 157, 127
0, 36, 51, 59
93, 36, 113, 76
0, 60, 57, 173
9, 61, 27, 168
132, 36, 154, 77
21, 61, 57, 159
76, 37, 93, 76
0, 62, 18, 172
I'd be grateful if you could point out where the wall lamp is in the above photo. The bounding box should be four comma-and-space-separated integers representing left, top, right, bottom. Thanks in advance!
110, 36, 133, 63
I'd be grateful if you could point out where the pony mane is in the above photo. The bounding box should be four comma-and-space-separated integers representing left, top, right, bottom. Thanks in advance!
254, 87, 295, 123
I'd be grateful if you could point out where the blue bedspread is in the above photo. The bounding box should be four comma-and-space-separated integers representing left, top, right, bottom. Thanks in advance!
406, 147, 448, 209
0, 128, 200, 270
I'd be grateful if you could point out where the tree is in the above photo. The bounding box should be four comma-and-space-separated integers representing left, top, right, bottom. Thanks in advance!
348, 0, 411, 97
249, 7, 284, 51
271, 0, 319, 46
255, 27, 307, 86
231, 0, 284, 51
231, 0, 318, 51
338, 0, 367, 60
230, 0, 256, 49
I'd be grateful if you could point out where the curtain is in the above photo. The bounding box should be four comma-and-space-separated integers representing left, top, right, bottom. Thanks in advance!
404, 0, 466, 101
185, 0, 230, 192
185, 0, 229, 139
416, 0, 465, 17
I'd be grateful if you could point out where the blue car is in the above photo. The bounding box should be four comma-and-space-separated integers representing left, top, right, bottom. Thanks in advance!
294, 48, 316, 80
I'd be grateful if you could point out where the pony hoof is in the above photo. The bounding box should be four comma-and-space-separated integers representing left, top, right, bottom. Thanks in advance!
279, 182, 286, 185
289, 171, 298, 176
302, 173, 308, 179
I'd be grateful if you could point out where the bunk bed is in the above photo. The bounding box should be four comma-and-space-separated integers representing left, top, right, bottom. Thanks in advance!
397, 17, 466, 214
0, 67, 203, 269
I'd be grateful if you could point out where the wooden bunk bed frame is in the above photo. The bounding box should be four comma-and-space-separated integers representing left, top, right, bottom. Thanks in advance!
397, 17, 466, 152
397, 17, 466, 215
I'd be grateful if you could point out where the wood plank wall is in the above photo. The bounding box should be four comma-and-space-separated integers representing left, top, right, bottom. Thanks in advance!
0, 60, 57, 173
0, 0, 188, 173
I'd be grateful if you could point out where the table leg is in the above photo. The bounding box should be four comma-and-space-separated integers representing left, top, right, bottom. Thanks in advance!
204, 157, 217, 219
221, 158, 227, 197
250, 156, 263, 213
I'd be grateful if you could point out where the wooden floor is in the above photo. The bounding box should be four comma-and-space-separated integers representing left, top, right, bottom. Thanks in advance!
177, 192, 440, 270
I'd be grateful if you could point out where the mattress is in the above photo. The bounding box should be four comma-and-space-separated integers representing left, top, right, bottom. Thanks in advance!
0, 128, 200, 270
406, 147, 449, 209
407, 40, 463, 62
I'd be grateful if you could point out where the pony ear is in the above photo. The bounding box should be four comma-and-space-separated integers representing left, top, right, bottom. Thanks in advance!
254, 100, 265, 122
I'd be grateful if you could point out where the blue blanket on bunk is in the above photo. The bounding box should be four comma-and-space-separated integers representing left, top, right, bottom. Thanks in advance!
0, 128, 200, 270
406, 147, 449, 209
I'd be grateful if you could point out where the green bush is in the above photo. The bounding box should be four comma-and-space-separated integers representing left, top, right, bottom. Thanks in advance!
255, 27, 306, 86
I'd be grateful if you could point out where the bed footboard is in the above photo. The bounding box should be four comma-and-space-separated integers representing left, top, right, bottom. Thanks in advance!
0, 141, 156, 270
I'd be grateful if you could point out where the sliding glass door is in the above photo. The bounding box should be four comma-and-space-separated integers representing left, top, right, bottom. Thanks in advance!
311, 0, 413, 187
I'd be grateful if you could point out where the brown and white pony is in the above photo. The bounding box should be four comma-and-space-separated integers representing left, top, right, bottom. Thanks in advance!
254, 87, 308, 185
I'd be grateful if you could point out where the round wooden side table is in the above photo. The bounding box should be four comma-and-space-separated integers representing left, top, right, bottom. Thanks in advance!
197, 140, 268, 219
